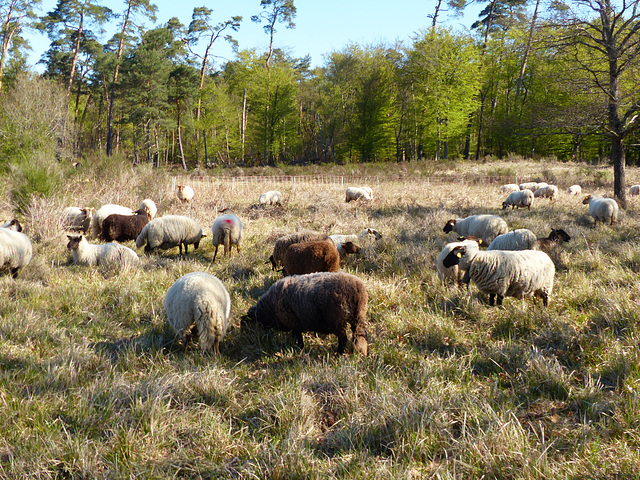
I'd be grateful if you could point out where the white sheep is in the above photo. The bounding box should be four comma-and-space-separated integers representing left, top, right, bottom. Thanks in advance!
442, 241, 555, 307
135, 215, 203, 254
442, 214, 508, 244
437, 236, 482, 286
164, 272, 231, 355
91, 204, 134, 239
486, 229, 538, 251
211, 210, 243, 262
1, 219, 23, 231
176, 185, 194, 203
502, 189, 534, 210
0, 228, 33, 278
66, 234, 139, 268
519, 182, 539, 191
258, 190, 283, 206
567, 185, 582, 195
533, 185, 558, 200
629, 185, 640, 196
329, 227, 382, 262
582, 194, 619, 226
500, 184, 520, 193
345, 186, 372, 203
140, 199, 157, 219
62, 207, 94, 233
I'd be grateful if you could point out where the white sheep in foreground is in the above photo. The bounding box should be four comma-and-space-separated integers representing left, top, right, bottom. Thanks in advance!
211, 210, 243, 262
534, 185, 558, 200
62, 207, 94, 233
258, 190, 283, 206
500, 184, 520, 193
567, 185, 582, 195
345, 186, 372, 202
442, 214, 508, 244
442, 241, 555, 307
135, 215, 203, 254
0, 228, 32, 278
582, 194, 619, 226
629, 185, 640, 196
91, 204, 134, 239
502, 189, 534, 210
176, 185, 194, 203
437, 236, 482, 286
487, 229, 538, 251
164, 272, 231, 355
66, 234, 139, 268
329, 227, 382, 262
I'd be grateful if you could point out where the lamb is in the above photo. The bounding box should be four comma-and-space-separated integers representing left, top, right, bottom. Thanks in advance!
258, 190, 283, 206
176, 185, 194, 203
533, 184, 558, 200
502, 189, 534, 210
442, 241, 555, 307
164, 272, 231, 355
437, 236, 482, 286
568, 185, 582, 195
243, 271, 368, 355
268, 230, 330, 270
1, 219, 22, 231
537, 228, 571, 250
442, 214, 508, 244
66, 234, 139, 268
629, 185, 640, 196
582, 194, 619, 226
91, 204, 134, 239
500, 184, 520, 193
62, 207, 94, 233
487, 229, 538, 251
329, 227, 382, 262
0, 228, 32, 278
135, 215, 203, 254
345, 186, 372, 203
281, 239, 341, 276
101, 206, 152, 242
519, 182, 539, 191
211, 210, 243, 262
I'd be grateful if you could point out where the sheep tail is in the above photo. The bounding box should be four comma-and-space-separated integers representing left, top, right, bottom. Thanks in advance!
223, 230, 230, 256
135, 223, 149, 248
196, 302, 222, 355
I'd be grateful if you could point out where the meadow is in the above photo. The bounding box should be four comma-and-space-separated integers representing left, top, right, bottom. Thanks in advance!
2, 158, 640, 479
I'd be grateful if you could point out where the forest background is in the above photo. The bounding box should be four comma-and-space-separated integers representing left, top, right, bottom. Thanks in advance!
1, 0, 640, 211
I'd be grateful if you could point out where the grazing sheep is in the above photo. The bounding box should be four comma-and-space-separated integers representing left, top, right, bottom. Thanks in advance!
135, 215, 203, 254
164, 272, 231, 355
1, 219, 22, 231
282, 239, 341, 276
519, 182, 539, 191
101, 206, 152, 242
582, 195, 619, 226
534, 185, 558, 200
211, 210, 243, 262
268, 230, 330, 270
437, 236, 482, 286
345, 186, 372, 203
568, 185, 582, 195
139, 198, 157, 219
502, 189, 534, 210
487, 229, 538, 251
500, 184, 520, 193
442, 214, 508, 244
537, 228, 571, 250
62, 207, 94, 233
66, 234, 139, 268
258, 190, 283, 206
0, 228, 33, 278
91, 204, 134, 239
630, 185, 640, 196
330, 227, 382, 262
442, 242, 555, 307
243, 271, 368, 355
176, 185, 194, 203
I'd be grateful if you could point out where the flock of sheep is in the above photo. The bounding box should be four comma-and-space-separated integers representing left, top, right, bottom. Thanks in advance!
0, 178, 630, 356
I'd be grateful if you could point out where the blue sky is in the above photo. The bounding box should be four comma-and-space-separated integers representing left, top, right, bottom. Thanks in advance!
26, 0, 483, 71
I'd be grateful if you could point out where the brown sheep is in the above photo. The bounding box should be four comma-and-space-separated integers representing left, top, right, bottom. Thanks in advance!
281, 239, 340, 277
267, 230, 329, 270
101, 207, 152, 242
242, 271, 368, 355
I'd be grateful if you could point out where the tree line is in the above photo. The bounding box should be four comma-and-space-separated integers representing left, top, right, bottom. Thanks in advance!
1, 0, 640, 204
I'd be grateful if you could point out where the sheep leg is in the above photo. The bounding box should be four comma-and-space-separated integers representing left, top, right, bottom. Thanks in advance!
496, 295, 504, 306
10, 267, 18, 279
293, 331, 304, 349
213, 337, 220, 356
212, 245, 219, 263
336, 334, 348, 355
489, 294, 496, 306
183, 243, 189, 254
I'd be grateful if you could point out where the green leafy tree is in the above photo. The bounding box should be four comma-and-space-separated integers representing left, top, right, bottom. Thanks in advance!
251, 0, 296, 69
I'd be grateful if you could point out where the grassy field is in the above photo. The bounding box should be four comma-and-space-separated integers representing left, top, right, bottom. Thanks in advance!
2, 158, 640, 479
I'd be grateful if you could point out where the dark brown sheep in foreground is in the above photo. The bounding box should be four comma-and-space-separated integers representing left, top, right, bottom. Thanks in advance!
243, 271, 368, 355
281, 239, 341, 276
101, 206, 152, 242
